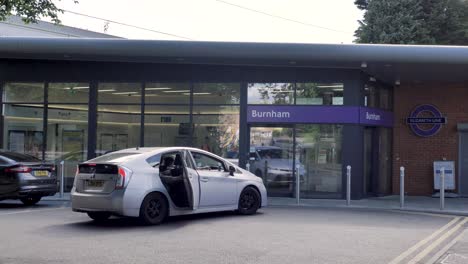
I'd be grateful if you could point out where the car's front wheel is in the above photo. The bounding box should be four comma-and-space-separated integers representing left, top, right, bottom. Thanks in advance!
20, 196, 41, 206
237, 187, 261, 215
87, 212, 111, 222
139, 193, 168, 225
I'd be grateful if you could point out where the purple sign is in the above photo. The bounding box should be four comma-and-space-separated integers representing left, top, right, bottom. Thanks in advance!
407, 104, 446, 137
247, 105, 393, 127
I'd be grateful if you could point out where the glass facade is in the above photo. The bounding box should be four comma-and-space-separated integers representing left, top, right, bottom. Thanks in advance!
248, 82, 344, 105
0, 78, 391, 199
297, 125, 342, 199
249, 125, 343, 199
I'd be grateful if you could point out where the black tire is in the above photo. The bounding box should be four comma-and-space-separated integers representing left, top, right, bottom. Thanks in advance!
20, 196, 41, 206
237, 187, 261, 215
139, 193, 168, 225
87, 212, 111, 222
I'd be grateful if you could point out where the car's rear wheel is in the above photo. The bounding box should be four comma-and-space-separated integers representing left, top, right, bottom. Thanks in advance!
20, 196, 41, 206
139, 193, 168, 225
237, 187, 261, 215
87, 212, 111, 222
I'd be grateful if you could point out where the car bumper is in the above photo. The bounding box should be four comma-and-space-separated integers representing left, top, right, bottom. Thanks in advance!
71, 189, 125, 215
18, 184, 57, 197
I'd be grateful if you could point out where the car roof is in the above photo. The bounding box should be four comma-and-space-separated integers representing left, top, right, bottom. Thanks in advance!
88, 147, 223, 164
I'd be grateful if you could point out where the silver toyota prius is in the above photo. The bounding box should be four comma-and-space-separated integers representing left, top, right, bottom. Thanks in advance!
71, 147, 267, 225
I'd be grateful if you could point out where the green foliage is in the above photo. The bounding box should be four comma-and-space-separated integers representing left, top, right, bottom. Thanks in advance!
355, 0, 468, 45
0, 0, 78, 24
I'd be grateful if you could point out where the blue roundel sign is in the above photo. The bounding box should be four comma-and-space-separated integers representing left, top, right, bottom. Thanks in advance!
406, 105, 447, 137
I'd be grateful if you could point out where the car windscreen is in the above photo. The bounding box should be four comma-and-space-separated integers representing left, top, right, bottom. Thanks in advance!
88, 152, 141, 163
0, 152, 41, 162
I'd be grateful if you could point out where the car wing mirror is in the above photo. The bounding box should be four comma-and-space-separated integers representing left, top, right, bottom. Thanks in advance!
229, 165, 236, 176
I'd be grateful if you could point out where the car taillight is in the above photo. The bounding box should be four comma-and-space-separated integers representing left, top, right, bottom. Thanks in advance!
6, 166, 32, 173
116, 166, 132, 189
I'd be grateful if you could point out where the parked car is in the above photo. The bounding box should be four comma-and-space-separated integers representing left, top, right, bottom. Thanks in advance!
0, 151, 57, 205
71, 147, 267, 225
249, 146, 305, 187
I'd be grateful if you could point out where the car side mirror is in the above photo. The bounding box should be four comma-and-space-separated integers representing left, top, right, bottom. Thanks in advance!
229, 165, 236, 176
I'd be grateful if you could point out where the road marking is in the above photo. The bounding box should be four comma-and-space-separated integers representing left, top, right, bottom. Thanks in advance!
388, 217, 461, 264
407, 217, 468, 264
0, 207, 68, 216
389, 210, 457, 218
426, 229, 467, 264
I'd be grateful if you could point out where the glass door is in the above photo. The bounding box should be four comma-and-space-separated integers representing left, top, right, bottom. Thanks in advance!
249, 126, 295, 198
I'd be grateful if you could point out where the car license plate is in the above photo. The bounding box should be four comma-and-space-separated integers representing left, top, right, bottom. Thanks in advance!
87, 180, 104, 188
34, 170, 49, 177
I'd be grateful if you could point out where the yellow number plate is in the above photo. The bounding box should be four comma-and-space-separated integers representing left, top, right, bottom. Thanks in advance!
34, 170, 49, 177
87, 180, 104, 188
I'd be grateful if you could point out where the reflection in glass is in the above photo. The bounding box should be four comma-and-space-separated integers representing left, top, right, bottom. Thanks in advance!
364, 83, 392, 110
48, 83, 89, 104
97, 105, 140, 153
145, 83, 190, 104
249, 127, 294, 197
297, 125, 342, 198
98, 83, 142, 104
296, 83, 343, 105
47, 104, 88, 191
3, 104, 44, 158
193, 83, 240, 104
192, 106, 239, 158
3, 83, 44, 103
247, 83, 294, 105
144, 105, 190, 147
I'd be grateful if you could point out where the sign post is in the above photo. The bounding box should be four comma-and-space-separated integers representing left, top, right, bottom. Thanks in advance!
346, 165, 351, 206
60, 160, 65, 198
400, 167, 405, 208
440, 167, 445, 210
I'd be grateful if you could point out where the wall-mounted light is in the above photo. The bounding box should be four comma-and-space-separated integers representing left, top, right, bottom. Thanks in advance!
361, 62, 367, 68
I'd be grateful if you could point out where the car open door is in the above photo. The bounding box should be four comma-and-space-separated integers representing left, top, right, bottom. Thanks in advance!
159, 151, 197, 210
189, 151, 237, 207
182, 150, 200, 210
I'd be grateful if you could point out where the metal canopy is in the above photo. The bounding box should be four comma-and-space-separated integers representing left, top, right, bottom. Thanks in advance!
0, 37, 468, 84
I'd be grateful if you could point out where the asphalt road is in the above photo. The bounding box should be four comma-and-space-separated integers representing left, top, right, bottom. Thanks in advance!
0, 200, 466, 264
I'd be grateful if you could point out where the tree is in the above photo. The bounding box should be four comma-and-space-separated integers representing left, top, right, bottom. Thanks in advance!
0, 0, 78, 24
355, 0, 468, 45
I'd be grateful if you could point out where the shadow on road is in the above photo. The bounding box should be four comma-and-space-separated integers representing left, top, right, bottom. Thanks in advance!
43, 210, 266, 234
0, 201, 49, 209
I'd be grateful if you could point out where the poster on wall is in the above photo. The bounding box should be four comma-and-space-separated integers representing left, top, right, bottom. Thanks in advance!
62, 130, 84, 160
100, 134, 113, 152
433, 161, 456, 190
8, 131, 25, 153
8, 130, 43, 157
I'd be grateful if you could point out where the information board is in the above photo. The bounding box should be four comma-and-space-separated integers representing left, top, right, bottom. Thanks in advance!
433, 161, 455, 190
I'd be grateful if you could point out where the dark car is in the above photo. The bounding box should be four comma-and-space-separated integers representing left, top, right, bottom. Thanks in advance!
0, 152, 57, 205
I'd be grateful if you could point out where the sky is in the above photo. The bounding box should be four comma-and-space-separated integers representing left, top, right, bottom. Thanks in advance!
52, 0, 363, 43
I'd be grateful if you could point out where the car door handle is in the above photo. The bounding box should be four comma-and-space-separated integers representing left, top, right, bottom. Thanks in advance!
200, 177, 209, 182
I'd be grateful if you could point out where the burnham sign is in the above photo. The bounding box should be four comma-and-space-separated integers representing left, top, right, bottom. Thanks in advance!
407, 104, 447, 137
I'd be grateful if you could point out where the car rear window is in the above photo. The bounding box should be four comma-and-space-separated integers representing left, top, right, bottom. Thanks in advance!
0, 152, 41, 162
88, 152, 141, 163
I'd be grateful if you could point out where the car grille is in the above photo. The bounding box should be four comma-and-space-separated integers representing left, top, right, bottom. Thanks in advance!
27, 179, 56, 185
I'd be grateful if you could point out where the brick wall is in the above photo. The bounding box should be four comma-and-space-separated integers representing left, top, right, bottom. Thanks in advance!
393, 83, 468, 195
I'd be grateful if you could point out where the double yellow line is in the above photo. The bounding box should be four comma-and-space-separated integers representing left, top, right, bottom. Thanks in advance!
389, 216, 468, 264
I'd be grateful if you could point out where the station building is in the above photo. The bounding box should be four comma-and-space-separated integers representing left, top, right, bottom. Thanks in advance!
0, 37, 467, 200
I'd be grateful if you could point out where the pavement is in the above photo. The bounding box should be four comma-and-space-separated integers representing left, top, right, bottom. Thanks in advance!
268, 195, 468, 216
0, 200, 467, 264
46, 193, 468, 216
